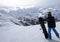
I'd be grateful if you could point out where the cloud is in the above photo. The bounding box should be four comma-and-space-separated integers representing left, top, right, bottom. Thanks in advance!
36, 0, 60, 7
0, 0, 60, 8
0, 0, 37, 8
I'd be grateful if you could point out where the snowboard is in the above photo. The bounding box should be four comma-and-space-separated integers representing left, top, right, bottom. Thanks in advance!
40, 24, 48, 39
39, 17, 48, 39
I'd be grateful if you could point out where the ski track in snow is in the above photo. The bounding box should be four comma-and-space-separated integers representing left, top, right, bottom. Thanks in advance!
0, 21, 60, 42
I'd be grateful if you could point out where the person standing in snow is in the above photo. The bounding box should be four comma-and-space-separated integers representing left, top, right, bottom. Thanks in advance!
38, 14, 48, 39
46, 12, 59, 39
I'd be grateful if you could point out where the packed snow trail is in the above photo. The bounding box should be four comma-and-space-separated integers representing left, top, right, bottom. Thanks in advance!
0, 21, 60, 42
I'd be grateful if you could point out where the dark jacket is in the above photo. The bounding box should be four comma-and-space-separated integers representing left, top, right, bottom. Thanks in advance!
47, 16, 56, 28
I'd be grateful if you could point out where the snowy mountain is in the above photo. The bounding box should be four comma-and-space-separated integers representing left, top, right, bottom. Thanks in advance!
0, 7, 39, 26
0, 7, 60, 26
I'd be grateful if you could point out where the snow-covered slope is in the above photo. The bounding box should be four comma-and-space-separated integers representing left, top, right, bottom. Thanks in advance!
0, 20, 60, 42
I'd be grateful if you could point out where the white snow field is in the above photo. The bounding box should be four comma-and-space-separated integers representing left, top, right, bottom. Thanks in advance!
0, 19, 60, 42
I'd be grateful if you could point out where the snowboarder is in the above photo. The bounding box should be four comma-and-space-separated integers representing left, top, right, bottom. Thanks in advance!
39, 17, 48, 39
46, 12, 60, 39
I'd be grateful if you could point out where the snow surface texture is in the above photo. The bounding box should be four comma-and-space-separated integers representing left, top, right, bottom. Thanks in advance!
0, 19, 60, 42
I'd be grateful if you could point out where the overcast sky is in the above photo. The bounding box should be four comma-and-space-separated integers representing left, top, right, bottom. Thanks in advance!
0, 0, 60, 8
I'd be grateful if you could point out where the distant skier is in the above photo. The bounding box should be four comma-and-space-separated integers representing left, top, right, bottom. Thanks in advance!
39, 17, 48, 39
46, 12, 60, 39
